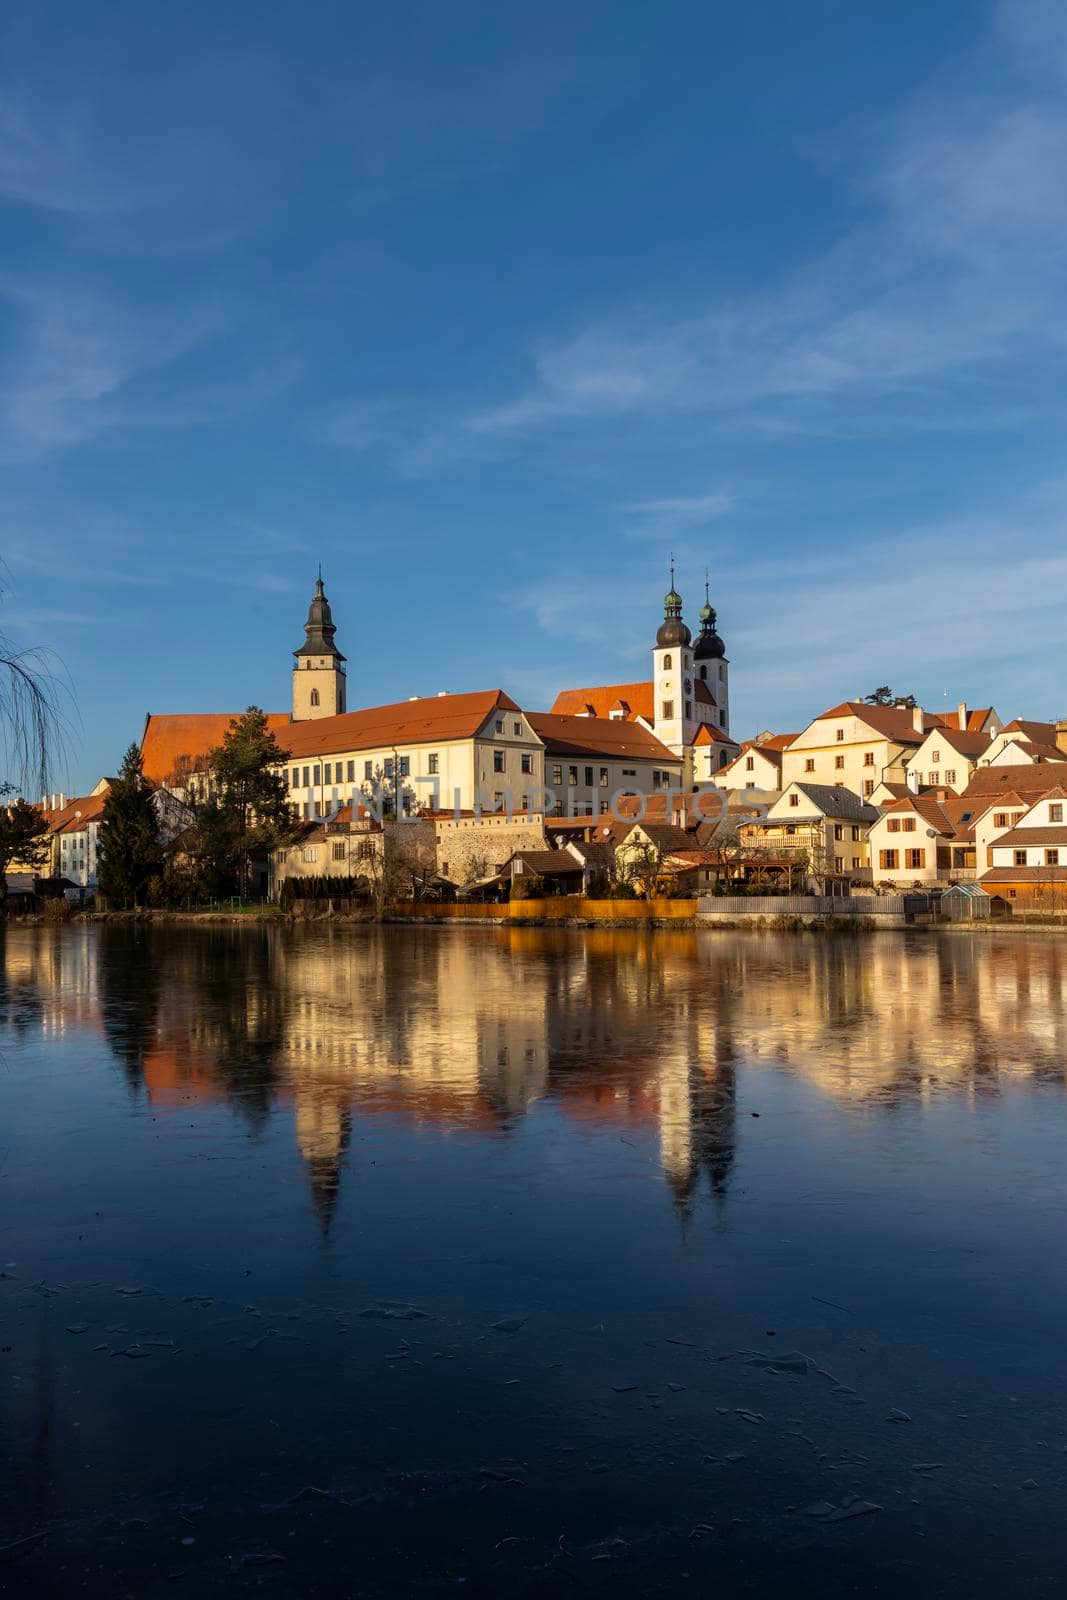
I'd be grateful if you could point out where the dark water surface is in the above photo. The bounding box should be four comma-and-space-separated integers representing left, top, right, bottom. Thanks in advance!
2, 924, 1067, 1596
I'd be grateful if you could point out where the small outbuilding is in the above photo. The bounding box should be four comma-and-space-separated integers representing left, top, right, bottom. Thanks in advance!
939, 883, 1003, 920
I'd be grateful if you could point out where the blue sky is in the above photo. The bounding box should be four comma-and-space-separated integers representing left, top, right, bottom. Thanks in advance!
2, 0, 1066, 791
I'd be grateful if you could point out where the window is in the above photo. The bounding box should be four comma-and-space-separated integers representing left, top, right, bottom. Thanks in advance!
302, 766, 310, 788
599, 767, 609, 787
332, 841, 346, 861
851, 826, 860, 842
441, 861, 449, 877
1047, 849, 1060, 865
521, 753, 533, 775
834, 856, 843, 872
493, 791, 504, 809
584, 767, 594, 786
310, 688, 320, 707
685, 701, 692, 720
1051, 804, 1064, 823
888, 818, 900, 833
906, 849, 925, 869
384, 757, 394, 778
493, 750, 505, 772
568, 766, 578, 785
599, 800, 609, 815
428, 753, 439, 775
302, 847, 319, 863
835, 728, 844, 742
720, 711, 726, 726
994, 812, 1007, 827
622, 768, 636, 777
323, 762, 332, 783
303, 801, 312, 819
513, 722, 521, 736
745, 756, 755, 771
364, 760, 373, 780
356, 840, 375, 861
931, 750, 940, 763
1009, 888, 1017, 899
834, 824, 843, 840
834, 755, 845, 769
863, 752, 875, 766
662, 701, 674, 720
344, 760, 353, 782
495, 719, 504, 734
789, 793, 799, 807
804, 758, 815, 773
928, 772, 939, 786
399, 756, 410, 778
314, 801, 324, 817
945, 770, 956, 786
663, 654, 672, 669
880, 849, 899, 869
552, 764, 563, 785
313, 765, 321, 785
1014, 849, 1027, 866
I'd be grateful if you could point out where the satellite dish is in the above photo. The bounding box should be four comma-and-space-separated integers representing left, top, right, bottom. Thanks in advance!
926, 828, 936, 837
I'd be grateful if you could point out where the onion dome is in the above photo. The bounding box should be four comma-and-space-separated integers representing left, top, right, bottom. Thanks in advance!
694, 577, 725, 660
656, 573, 691, 649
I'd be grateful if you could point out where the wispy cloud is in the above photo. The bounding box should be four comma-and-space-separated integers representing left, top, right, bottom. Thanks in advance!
455, 18, 1067, 451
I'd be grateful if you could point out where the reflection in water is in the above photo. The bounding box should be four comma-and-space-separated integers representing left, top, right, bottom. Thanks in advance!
5, 924, 1066, 1230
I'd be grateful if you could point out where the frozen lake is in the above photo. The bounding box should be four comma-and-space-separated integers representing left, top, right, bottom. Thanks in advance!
2, 923, 1066, 1595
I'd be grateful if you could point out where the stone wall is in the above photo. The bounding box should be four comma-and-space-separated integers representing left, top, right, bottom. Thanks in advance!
433, 814, 547, 883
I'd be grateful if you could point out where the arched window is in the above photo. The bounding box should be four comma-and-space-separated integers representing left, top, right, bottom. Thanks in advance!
663, 654, 672, 669
310, 688, 320, 707
699, 665, 707, 680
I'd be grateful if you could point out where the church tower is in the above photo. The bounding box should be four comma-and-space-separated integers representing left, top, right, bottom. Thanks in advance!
292, 573, 346, 721
652, 566, 698, 764
693, 576, 729, 736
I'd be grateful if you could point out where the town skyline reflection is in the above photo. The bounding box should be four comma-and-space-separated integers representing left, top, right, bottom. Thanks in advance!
3, 924, 1065, 1230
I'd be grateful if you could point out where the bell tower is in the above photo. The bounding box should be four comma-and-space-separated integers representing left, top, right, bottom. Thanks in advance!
293, 572, 346, 721
693, 573, 729, 736
652, 561, 697, 768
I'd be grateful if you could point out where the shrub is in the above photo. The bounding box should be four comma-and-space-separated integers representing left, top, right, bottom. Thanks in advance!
510, 874, 544, 901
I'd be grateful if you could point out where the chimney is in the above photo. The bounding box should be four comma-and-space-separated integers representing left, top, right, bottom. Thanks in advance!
958, 701, 968, 731
912, 706, 924, 733
1057, 720, 1067, 756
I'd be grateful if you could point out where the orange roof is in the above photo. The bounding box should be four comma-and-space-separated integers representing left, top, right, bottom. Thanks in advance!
1000, 719, 1059, 742
551, 681, 655, 720
47, 790, 109, 835
965, 766, 1067, 798
817, 701, 943, 744
141, 712, 290, 783
284, 690, 520, 760
693, 722, 738, 746
528, 712, 677, 763
550, 679, 716, 721
881, 792, 976, 840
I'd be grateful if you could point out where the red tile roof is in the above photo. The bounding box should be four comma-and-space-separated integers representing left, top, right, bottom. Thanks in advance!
527, 712, 677, 763
47, 791, 109, 835
880, 793, 976, 840
550, 679, 717, 721
816, 701, 944, 744
283, 690, 521, 760
965, 767, 1067, 797
141, 712, 290, 783
693, 722, 737, 745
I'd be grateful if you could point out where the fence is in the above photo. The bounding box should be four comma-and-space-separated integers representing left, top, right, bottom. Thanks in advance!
391, 897, 698, 923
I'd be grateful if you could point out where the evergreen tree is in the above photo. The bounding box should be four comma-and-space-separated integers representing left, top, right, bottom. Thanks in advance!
206, 708, 294, 896
0, 790, 50, 898
97, 745, 165, 906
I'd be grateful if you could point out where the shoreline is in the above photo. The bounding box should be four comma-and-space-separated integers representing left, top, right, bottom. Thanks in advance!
5, 907, 1065, 935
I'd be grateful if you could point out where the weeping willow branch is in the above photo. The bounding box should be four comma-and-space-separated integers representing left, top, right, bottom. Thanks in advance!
0, 640, 70, 798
